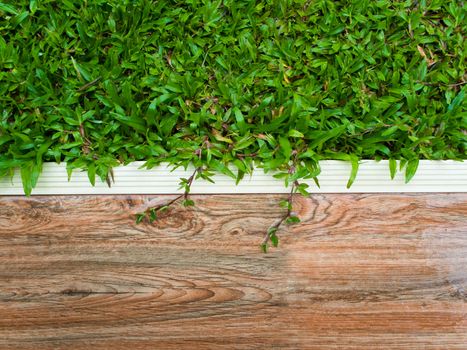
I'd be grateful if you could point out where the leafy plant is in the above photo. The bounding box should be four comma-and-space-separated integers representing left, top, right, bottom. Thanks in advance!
0, 0, 466, 250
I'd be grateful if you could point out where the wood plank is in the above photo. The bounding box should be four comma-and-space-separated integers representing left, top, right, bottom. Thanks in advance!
0, 194, 466, 349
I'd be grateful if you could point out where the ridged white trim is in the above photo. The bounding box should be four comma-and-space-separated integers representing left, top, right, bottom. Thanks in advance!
0, 160, 465, 195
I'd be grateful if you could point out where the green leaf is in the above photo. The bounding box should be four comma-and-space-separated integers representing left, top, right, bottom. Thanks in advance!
149, 208, 157, 223
159, 115, 178, 136
29, 0, 37, 14
286, 216, 300, 224
233, 107, 247, 133
87, 163, 96, 186
288, 129, 304, 138
268, 226, 278, 236
382, 126, 398, 137
279, 136, 292, 159
323, 153, 355, 187
313, 177, 320, 188
182, 199, 195, 207
20, 165, 33, 197
270, 233, 279, 247
0, 2, 19, 15
110, 112, 147, 133
70, 56, 92, 82
308, 126, 345, 149
389, 159, 397, 180
405, 158, 419, 183
347, 155, 359, 188
210, 159, 236, 179
297, 183, 310, 196
20, 162, 41, 196
448, 89, 465, 113
135, 213, 146, 224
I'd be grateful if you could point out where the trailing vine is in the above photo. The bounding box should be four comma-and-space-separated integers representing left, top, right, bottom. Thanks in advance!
135, 166, 201, 224
135, 146, 313, 253
260, 180, 301, 253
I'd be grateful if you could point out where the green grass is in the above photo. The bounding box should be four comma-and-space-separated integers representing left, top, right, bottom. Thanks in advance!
1, 0, 466, 195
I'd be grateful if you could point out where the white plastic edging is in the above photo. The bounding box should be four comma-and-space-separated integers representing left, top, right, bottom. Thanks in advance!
0, 160, 465, 195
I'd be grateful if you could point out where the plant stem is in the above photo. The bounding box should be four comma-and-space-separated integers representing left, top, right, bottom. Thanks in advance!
262, 180, 298, 247
144, 166, 201, 214
184, 166, 201, 199
77, 76, 102, 91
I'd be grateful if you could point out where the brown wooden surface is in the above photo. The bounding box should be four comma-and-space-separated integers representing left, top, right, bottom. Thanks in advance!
0, 194, 466, 349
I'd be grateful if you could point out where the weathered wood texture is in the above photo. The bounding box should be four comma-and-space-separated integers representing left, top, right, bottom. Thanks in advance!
0, 194, 466, 349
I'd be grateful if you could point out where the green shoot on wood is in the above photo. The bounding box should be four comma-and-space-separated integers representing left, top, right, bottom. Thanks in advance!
135, 166, 201, 224
261, 180, 304, 253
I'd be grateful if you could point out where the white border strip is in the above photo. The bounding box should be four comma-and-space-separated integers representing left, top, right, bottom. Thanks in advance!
0, 160, 465, 195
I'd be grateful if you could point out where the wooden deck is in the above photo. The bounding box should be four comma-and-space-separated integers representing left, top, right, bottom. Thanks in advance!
0, 194, 466, 349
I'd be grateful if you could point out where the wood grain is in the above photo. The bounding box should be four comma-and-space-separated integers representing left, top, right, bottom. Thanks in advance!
0, 194, 466, 349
